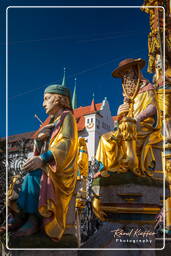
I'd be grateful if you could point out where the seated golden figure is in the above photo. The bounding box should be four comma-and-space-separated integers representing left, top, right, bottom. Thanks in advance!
95, 58, 162, 178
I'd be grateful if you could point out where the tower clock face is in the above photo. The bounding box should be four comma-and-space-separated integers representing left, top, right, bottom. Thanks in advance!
86, 122, 94, 129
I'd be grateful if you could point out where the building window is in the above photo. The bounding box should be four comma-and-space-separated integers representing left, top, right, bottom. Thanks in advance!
91, 118, 93, 123
102, 122, 110, 130
87, 119, 89, 124
96, 119, 100, 129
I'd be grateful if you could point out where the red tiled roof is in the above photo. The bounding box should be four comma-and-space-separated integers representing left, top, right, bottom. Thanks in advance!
8, 145, 33, 152
74, 103, 101, 118
76, 116, 85, 131
74, 103, 102, 131
90, 99, 97, 112
1, 131, 35, 143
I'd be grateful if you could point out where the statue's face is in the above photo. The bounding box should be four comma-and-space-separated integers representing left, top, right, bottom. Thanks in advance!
123, 66, 138, 81
43, 93, 61, 115
122, 66, 138, 97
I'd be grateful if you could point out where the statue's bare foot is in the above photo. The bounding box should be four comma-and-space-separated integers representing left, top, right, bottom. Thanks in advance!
0, 213, 26, 233
14, 214, 40, 237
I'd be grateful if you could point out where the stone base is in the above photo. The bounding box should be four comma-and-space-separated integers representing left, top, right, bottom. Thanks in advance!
8, 232, 78, 249
81, 222, 159, 249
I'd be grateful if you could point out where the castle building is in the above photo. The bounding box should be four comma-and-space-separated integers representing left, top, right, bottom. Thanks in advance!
74, 97, 114, 160
72, 75, 115, 160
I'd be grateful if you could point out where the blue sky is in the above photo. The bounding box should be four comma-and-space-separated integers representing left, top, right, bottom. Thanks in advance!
0, 0, 153, 137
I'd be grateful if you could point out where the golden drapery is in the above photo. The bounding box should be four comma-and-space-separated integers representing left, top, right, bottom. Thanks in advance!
39, 112, 78, 240
76, 138, 89, 204
156, 88, 171, 117
141, 0, 171, 74
95, 88, 162, 176
77, 138, 89, 178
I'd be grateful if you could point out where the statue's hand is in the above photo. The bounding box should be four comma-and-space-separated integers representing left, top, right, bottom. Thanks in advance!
117, 103, 129, 117
21, 156, 43, 172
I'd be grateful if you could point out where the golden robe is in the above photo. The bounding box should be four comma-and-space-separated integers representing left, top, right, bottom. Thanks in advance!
95, 86, 162, 175
77, 138, 89, 178
38, 111, 78, 240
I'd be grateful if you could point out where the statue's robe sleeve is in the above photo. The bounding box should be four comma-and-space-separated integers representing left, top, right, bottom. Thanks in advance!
38, 112, 78, 240
134, 88, 162, 145
133, 88, 163, 172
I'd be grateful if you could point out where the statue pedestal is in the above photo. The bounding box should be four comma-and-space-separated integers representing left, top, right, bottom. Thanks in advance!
90, 172, 169, 251
82, 222, 157, 256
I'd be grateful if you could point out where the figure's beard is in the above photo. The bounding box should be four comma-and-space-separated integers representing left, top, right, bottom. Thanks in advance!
122, 76, 137, 98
